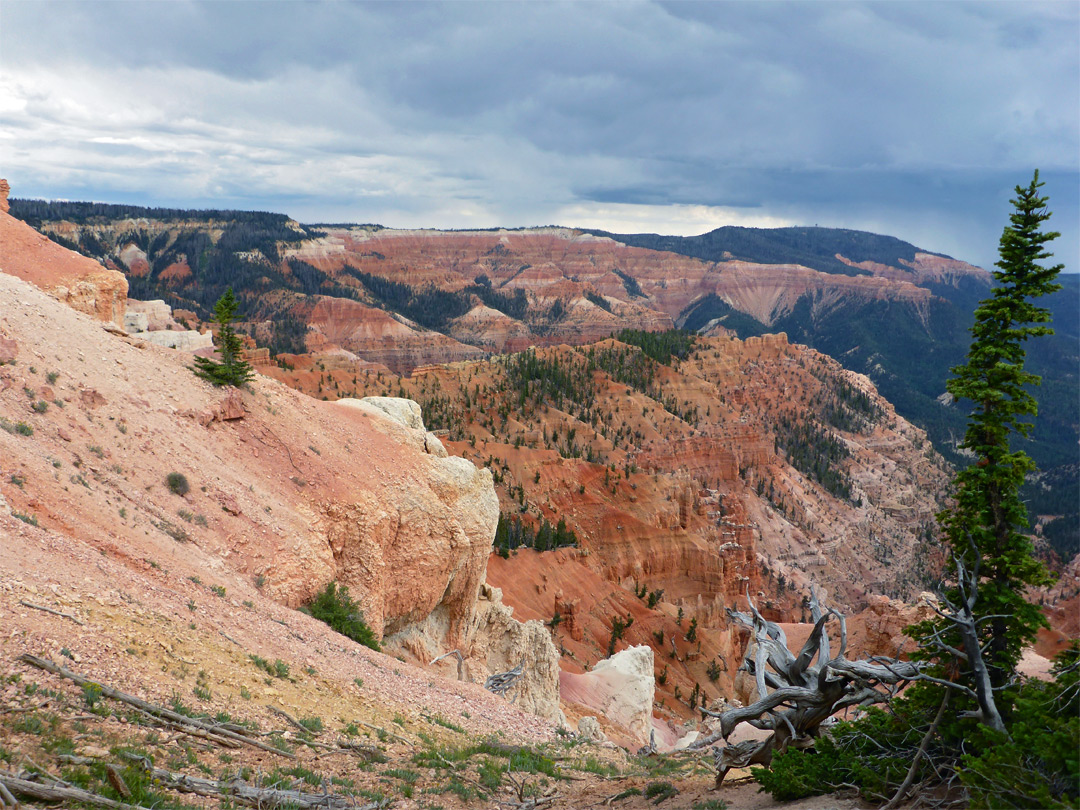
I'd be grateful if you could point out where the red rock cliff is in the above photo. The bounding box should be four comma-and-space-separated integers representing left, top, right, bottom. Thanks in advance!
0, 180, 128, 327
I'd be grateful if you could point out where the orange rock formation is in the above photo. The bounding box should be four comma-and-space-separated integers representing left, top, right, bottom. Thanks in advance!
0, 180, 128, 327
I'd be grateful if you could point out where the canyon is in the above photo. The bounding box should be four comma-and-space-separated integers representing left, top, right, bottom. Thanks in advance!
1, 182, 1076, 808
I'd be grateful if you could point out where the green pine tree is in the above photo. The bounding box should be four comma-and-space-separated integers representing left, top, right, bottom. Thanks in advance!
191, 287, 254, 387
935, 170, 1062, 690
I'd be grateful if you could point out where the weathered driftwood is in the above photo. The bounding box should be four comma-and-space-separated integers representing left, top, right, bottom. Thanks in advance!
485, 661, 524, 696
429, 649, 466, 681
355, 720, 413, 746
0, 772, 140, 809
914, 555, 1007, 734
18, 600, 85, 626
0, 779, 19, 808
690, 590, 920, 787
17, 654, 296, 758
145, 766, 389, 809
266, 705, 317, 734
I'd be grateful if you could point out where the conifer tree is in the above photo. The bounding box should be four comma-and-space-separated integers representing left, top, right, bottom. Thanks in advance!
935, 170, 1062, 692
191, 287, 254, 387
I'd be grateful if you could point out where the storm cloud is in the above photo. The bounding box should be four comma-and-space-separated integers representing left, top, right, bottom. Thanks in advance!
1, 1, 1076, 271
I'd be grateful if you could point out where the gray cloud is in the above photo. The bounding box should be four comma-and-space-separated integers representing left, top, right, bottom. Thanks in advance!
0, 1, 1076, 271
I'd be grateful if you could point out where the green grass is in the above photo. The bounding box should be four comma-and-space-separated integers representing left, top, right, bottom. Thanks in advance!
249, 654, 290, 680
575, 754, 620, 777
445, 777, 478, 802
427, 714, 465, 734
477, 758, 503, 792
644, 780, 678, 803
64, 760, 188, 809
382, 767, 419, 784
0, 417, 33, 435
272, 764, 324, 788
413, 738, 560, 779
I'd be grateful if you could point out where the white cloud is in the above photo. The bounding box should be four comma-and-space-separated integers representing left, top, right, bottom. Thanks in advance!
552, 202, 796, 236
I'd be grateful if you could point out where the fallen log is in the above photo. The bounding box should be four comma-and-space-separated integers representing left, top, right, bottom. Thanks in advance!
0, 780, 18, 808
17, 654, 295, 759
146, 766, 389, 809
0, 772, 139, 809
266, 706, 313, 734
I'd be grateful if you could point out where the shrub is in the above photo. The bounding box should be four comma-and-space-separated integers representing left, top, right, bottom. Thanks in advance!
12, 512, 38, 526
301, 582, 380, 651
706, 659, 722, 682
165, 472, 190, 496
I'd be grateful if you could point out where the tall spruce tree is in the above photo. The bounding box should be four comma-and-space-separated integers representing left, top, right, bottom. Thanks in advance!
937, 170, 1062, 691
191, 287, 254, 387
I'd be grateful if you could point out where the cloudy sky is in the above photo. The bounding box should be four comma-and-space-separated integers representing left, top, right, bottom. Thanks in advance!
2, 1, 1077, 272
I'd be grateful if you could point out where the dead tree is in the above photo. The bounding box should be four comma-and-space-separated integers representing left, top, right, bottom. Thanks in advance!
911, 555, 1007, 734
485, 661, 524, 696
690, 589, 921, 787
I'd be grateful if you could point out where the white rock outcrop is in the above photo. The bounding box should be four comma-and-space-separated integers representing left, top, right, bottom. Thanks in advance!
335, 397, 448, 458
360, 396, 425, 430
124, 299, 212, 350
560, 645, 655, 746
142, 330, 214, 351
578, 716, 605, 743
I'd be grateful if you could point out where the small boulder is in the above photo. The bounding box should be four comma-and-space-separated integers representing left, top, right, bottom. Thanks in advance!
214, 491, 242, 516
672, 730, 700, 751
79, 388, 107, 409
212, 389, 245, 421
0, 336, 17, 365
424, 432, 449, 458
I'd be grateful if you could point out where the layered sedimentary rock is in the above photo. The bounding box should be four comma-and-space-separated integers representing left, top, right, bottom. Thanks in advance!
839, 251, 988, 287
448, 305, 534, 353
306, 296, 485, 374
285, 226, 958, 339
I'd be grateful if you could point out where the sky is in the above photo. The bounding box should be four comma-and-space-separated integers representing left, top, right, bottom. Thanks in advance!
1, 1, 1077, 273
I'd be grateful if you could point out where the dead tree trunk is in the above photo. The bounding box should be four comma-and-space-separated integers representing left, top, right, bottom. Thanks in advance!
690, 589, 920, 787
